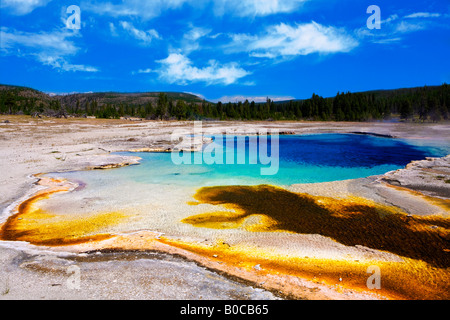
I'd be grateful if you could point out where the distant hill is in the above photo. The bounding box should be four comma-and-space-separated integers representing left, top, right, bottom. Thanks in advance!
0, 84, 54, 110
0, 84, 204, 106
355, 85, 445, 100
0, 84, 206, 118
270, 85, 444, 104
56, 91, 204, 108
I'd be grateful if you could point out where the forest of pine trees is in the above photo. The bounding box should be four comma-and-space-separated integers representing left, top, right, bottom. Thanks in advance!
1, 84, 449, 122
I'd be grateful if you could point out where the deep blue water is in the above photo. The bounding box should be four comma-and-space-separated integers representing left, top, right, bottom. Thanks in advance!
103, 133, 447, 187
279, 134, 432, 167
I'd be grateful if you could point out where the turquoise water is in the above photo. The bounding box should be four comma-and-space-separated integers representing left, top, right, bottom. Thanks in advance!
95, 133, 448, 187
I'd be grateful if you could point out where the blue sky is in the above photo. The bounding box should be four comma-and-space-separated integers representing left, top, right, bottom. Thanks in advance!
1, 0, 449, 102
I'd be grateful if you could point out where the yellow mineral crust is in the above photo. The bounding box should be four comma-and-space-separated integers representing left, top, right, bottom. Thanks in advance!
0, 177, 128, 246
157, 236, 449, 300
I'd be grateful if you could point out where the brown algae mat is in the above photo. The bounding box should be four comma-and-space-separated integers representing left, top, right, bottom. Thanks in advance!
178, 185, 449, 299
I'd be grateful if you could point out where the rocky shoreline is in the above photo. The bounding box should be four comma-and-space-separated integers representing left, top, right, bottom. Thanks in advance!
381, 155, 450, 200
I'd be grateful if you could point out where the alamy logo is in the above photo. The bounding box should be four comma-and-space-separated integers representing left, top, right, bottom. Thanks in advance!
367, 5, 381, 30
66, 5, 81, 30
366, 265, 381, 290
170, 121, 280, 176
66, 265, 81, 290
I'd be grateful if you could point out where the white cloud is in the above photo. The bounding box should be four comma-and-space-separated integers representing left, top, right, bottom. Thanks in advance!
180, 25, 212, 53
184, 26, 212, 41
209, 33, 223, 39
0, 0, 52, 15
83, 0, 193, 20
131, 68, 154, 75
155, 53, 250, 85
84, 0, 308, 19
184, 92, 206, 100
371, 37, 402, 44
228, 22, 358, 59
119, 21, 161, 44
356, 10, 447, 45
0, 27, 98, 72
213, 0, 307, 17
109, 22, 118, 36
137, 68, 153, 74
394, 21, 426, 33
381, 14, 399, 24
0, 27, 79, 56
37, 54, 99, 72
404, 12, 441, 19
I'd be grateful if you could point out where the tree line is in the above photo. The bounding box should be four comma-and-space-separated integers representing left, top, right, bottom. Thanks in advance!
1, 84, 449, 122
